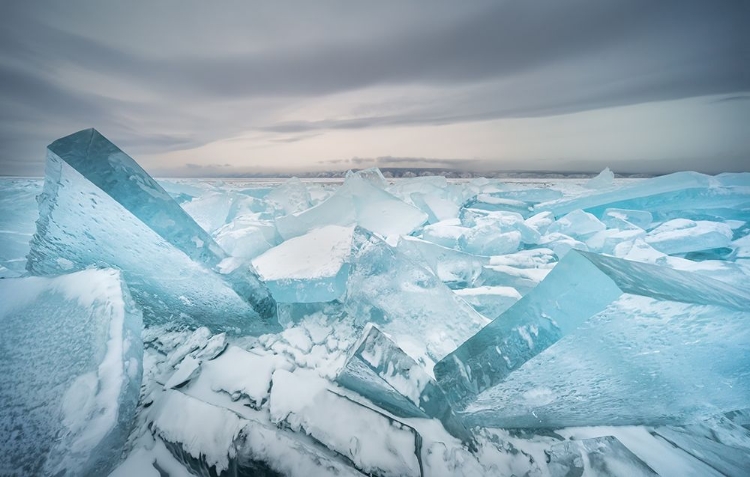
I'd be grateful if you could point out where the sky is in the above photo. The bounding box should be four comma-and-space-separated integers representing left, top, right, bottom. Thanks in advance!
0, 0, 748, 177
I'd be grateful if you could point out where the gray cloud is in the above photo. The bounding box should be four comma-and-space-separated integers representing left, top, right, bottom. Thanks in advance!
0, 0, 748, 175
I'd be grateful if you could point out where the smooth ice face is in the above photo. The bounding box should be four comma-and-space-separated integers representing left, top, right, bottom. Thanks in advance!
434, 250, 623, 407
0, 179, 41, 278
546, 209, 606, 238
28, 129, 277, 334
454, 286, 522, 319
345, 229, 489, 372
0, 269, 142, 476
397, 236, 488, 288
265, 177, 312, 215
45, 129, 223, 267
434, 249, 750, 408
335, 324, 472, 443
252, 225, 355, 303
462, 294, 750, 428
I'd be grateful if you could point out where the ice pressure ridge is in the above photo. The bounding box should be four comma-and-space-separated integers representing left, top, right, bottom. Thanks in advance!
3, 128, 750, 476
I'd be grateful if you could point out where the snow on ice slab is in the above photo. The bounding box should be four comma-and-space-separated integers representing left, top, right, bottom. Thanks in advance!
151, 390, 246, 475
189, 346, 293, 409
28, 129, 278, 334
270, 369, 423, 477
645, 218, 733, 255
336, 324, 472, 443
462, 294, 750, 429
346, 228, 489, 372
252, 225, 354, 303
434, 250, 750, 408
546, 436, 657, 477
0, 269, 143, 476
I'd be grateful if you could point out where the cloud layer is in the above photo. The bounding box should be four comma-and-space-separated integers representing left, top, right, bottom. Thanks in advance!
1, 0, 748, 175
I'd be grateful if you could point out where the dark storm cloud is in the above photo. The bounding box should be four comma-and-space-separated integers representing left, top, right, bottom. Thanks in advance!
0, 0, 748, 175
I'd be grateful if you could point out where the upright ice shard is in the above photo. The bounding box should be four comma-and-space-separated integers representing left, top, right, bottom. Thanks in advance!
27, 129, 277, 334
0, 269, 143, 476
434, 250, 750, 409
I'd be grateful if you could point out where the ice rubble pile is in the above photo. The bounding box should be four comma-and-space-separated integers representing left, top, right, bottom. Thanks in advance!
2, 128, 749, 476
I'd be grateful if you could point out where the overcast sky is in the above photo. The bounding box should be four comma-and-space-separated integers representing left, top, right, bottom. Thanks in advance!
1, 0, 748, 176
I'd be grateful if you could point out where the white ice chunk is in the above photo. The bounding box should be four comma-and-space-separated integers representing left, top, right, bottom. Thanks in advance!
252, 225, 354, 302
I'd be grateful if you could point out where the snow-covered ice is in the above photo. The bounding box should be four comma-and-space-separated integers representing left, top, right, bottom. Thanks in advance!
2, 130, 750, 476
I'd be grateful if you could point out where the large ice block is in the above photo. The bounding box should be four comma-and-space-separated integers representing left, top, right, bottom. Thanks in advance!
462, 294, 750, 428
335, 324, 472, 443
345, 228, 489, 372
0, 269, 143, 476
434, 250, 750, 408
252, 225, 354, 303
276, 173, 427, 240
27, 129, 277, 334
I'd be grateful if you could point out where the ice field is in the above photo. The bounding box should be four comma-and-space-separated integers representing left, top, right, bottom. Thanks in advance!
1, 128, 750, 476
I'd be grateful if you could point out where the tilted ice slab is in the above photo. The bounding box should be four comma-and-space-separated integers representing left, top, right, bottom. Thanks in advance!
0, 269, 142, 476
463, 293, 750, 428
336, 324, 473, 443
434, 250, 750, 410
345, 229, 489, 372
644, 218, 733, 255
276, 174, 427, 240
252, 225, 355, 303
537, 171, 750, 221
27, 129, 277, 334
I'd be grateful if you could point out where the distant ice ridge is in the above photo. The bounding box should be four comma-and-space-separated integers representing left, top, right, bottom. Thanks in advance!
0, 269, 142, 476
27, 128, 278, 334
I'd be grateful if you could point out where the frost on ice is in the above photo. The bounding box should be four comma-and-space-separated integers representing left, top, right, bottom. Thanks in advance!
0, 269, 142, 476
3, 130, 750, 477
